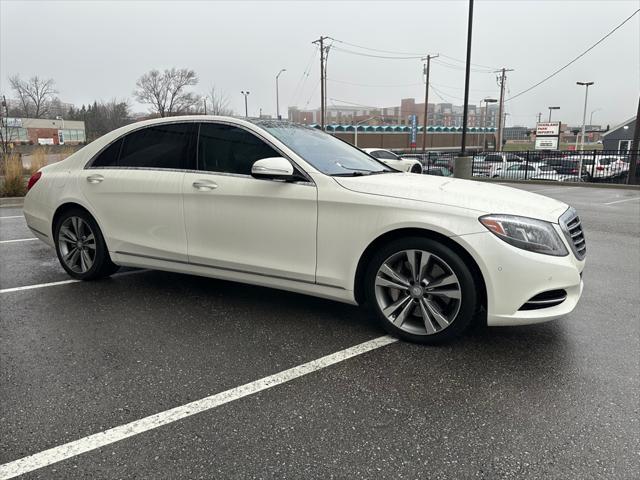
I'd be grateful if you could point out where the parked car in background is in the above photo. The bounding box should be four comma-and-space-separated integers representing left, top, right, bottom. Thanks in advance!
473, 152, 525, 177
362, 148, 423, 173
424, 166, 453, 177
543, 157, 589, 181
494, 163, 557, 180
529, 172, 585, 182
580, 155, 623, 180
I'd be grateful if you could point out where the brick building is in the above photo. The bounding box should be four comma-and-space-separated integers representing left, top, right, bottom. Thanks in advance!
1, 117, 86, 145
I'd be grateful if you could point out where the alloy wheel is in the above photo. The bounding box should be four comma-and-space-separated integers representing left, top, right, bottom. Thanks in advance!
58, 216, 97, 274
374, 249, 462, 336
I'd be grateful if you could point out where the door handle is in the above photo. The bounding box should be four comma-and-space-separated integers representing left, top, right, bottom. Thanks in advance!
86, 174, 104, 184
192, 180, 218, 191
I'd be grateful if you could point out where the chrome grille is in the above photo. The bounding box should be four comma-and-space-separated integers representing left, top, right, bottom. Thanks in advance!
560, 207, 586, 260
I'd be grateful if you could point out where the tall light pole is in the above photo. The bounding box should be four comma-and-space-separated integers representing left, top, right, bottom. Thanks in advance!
241, 91, 250, 118
459, 0, 474, 157
577, 81, 594, 150
275, 69, 286, 120
354, 116, 382, 147
548, 106, 560, 122
482, 98, 497, 150
589, 108, 602, 126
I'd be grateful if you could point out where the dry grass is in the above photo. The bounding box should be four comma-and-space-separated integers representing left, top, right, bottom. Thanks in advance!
59, 145, 76, 160
30, 147, 48, 175
1, 154, 26, 197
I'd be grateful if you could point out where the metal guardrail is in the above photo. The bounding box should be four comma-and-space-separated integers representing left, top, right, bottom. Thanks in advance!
395, 149, 638, 184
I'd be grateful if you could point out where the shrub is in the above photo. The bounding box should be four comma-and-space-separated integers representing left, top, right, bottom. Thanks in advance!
30, 147, 48, 175
1, 154, 26, 197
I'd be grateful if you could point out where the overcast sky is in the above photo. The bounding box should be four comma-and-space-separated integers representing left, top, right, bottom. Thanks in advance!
1, 0, 638, 127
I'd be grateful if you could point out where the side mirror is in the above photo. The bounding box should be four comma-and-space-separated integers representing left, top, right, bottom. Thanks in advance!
251, 157, 295, 180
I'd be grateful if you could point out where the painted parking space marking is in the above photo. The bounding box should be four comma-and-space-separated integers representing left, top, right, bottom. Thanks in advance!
0, 335, 398, 479
0, 238, 37, 244
0, 269, 148, 294
603, 196, 640, 205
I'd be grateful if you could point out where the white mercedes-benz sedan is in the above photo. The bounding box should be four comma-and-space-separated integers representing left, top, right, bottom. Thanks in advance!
23, 116, 586, 344
361, 148, 424, 173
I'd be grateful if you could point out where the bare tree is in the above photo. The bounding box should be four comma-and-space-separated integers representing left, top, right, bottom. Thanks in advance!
206, 86, 233, 115
1, 94, 19, 156
134, 68, 200, 117
8, 75, 58, 118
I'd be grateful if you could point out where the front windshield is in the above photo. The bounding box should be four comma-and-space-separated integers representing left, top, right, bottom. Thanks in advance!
255, 121, 394, 176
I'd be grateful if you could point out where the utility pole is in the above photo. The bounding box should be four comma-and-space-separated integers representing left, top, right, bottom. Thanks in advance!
537, 112, 542, 123
421, 54, 438, 153
276, 68, 286, 120
312, 36, 329, 130
495, 67, 512, 152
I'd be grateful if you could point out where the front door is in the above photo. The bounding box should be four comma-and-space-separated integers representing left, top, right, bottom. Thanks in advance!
182, 122, 317, 283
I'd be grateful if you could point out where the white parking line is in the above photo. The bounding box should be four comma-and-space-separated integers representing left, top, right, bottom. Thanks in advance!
0, 335, 398, 479
0, 238, 37, 244
0, 215, 23, 219
603, 196, 640, 205
0, 269, 149, 294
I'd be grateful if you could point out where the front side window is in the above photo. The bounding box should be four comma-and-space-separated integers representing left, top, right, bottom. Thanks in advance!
255, 121, 393, 176
198, 123, 279, 175
117, 123, 197, 169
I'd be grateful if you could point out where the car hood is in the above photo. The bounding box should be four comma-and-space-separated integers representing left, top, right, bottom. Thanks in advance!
334, 173, 569, 223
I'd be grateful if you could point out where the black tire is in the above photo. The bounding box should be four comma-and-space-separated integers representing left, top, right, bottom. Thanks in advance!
364, 236, 478, 345
410, 164, 423, 174
54, 207, 119, 280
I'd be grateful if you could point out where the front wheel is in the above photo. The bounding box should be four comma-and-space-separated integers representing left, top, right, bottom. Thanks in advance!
54, 208, 119, 280
364, 237, 478, 344
410, 164, 423, 174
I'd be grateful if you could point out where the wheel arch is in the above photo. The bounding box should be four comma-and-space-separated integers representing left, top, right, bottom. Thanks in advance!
51, 202, 109, 250
353, 228, 487, 314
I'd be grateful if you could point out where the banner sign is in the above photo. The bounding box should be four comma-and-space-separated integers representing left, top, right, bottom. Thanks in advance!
409, 114, 417, 147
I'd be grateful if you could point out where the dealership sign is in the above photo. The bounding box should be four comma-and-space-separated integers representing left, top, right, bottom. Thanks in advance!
535, 137, 559, 150
535, 121, 561, 150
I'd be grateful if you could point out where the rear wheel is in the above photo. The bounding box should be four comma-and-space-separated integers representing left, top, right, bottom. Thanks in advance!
54, 208, 119, 280
364, 237, 477, 344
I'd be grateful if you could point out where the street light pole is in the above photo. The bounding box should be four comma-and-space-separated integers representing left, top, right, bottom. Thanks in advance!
548, 106, 560, 122
241, 91, 250, 118
589, 108, 601, 126
276, 69, 286, 120
577, 81, 594, 150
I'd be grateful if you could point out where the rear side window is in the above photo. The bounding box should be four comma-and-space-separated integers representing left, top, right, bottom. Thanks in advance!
92, 138, 123, 167
373, 150, 398, 160
198, 123, 279, 175
119, 123, 196, 169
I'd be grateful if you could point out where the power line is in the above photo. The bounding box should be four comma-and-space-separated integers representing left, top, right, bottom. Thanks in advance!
331, 46, 423, 60
291, 45, 319, 106
506, 8, 639, 102
329, 37, 426, 56
327, 78, 423, 88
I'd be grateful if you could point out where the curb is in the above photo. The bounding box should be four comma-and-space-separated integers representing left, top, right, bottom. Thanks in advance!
0, 197, 25, 207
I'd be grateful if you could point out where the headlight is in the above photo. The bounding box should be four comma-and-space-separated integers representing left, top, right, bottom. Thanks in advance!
479, 214, 568, 256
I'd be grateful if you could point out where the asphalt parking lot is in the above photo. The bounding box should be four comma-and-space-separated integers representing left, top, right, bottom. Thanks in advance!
1, 184, 639, 479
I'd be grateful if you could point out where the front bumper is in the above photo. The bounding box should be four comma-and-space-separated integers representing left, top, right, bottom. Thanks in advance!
454, 229, 585, 326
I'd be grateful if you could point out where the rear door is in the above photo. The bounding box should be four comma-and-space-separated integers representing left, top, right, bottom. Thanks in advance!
81, 122, 197, 261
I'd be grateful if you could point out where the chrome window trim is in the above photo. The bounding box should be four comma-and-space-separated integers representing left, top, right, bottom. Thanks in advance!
85, 118, 316, 186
